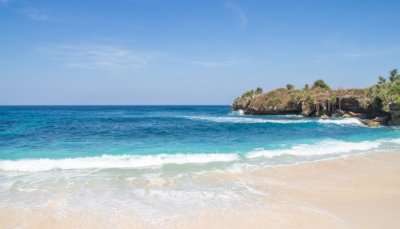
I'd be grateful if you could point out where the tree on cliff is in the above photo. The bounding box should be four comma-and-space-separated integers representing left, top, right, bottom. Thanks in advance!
378, 76, 386, 84
389, 69, 400, 82
312, 80, 330, 90
241, 87, 263, 98
369, 68, 400, 111
286, 84, 295, 90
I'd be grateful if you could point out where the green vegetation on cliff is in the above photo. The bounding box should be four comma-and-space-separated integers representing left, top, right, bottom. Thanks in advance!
368, 69, 400, 112
312, 80, 331, 90
240, 87, 263, 98
232, 69, 400, 125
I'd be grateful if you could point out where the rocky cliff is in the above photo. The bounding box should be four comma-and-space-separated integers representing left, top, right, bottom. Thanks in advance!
232, 77, 400, 126
389, 103, 400, 125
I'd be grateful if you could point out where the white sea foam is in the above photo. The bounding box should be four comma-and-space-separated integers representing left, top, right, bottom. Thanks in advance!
184, 115, 366, 126
2, 138, 399, 172
317, 118, 364, 126
246, 139, 382, 159
184, 116, 311, 124
229, 109, 245, 115
387, 138, 400, 144
0, 153, 240, 172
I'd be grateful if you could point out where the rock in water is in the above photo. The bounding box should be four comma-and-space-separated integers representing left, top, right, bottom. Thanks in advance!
320, 114, 329, 119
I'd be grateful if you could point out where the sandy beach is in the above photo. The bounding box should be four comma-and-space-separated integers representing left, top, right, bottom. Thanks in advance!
1, 151, 400, 229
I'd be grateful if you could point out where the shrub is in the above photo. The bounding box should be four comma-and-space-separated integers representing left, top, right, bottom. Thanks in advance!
286, 84, 294, 90
312, 80, 330, 90
255, 87, 263, 94
389, 69, 400, 82
241, 87, 263, 98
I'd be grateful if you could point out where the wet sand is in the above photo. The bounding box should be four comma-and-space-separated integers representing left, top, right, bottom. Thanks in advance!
1, 152, 400, 229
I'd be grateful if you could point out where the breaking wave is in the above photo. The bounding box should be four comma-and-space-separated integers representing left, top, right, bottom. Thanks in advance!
317, 118, 364, 126
184, 115, 365, 126
183, 116, 311, 124
0, 153, 239, 172
2, 138, 399, 172
246, 139, 382, 158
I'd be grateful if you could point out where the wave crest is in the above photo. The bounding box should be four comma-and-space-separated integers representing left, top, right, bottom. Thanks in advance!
183, 116, 311, 124
246, 140, 382, 158
317, 118, 364, 126
184, 115, 366, 126
2, 138, 398, 172
0, 153, 239, 172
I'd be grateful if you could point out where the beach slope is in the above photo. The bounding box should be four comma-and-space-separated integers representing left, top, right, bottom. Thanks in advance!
1, 152, 400, 228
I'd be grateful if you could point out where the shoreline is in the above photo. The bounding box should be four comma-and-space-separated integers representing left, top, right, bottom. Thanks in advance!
1, 135, 395, 172
1, 150, 400, 228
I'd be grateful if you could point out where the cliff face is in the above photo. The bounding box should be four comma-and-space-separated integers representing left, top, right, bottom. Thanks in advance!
232, 87, 396, 125
233, 70, 400, 125
389, 103, 400, 125
237, 88, 301, 115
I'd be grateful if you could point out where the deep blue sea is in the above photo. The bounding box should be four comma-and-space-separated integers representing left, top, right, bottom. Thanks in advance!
1, 105, 400, 220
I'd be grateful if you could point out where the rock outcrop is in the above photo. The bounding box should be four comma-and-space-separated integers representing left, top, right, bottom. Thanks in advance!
232, 86, 393, 126
389, 103, 400, 125
244, 89, 301, 115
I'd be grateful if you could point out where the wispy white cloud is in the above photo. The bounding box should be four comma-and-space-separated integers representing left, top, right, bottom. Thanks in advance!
190, 59, 240, 68
342, 52, 364, 58
20, 8, 49, 21
39, 44, 159, 71
311, 47, 400, 64
225, 1, 248, 28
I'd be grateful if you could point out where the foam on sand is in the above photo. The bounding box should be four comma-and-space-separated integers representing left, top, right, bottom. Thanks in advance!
0, 153, 240, 172
246, 139, 382, 158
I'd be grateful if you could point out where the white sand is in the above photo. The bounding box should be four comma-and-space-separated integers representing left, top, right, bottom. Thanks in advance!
1, 152, 400, 229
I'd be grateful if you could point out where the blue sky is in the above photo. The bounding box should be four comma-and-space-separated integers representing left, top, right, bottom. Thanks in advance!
0, 0, 399, 105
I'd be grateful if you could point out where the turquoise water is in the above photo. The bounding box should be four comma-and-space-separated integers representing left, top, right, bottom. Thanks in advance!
1, 105, 400, 171
1, 105, 400, 219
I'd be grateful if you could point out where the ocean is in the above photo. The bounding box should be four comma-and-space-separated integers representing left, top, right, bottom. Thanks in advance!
1, 105, 400, 221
